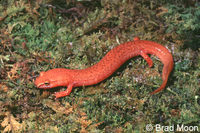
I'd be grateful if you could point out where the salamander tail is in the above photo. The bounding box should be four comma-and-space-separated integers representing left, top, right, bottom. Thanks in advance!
150, 61, 173, 94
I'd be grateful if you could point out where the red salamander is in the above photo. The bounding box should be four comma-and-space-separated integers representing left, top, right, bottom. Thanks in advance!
35, 37, 174, 99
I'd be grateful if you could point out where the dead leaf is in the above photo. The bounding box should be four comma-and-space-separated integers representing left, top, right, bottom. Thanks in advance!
1, 112, 25, 132
43, 99, 73, 115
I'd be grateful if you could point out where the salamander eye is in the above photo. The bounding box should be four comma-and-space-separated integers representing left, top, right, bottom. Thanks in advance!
44, 81, 49, 85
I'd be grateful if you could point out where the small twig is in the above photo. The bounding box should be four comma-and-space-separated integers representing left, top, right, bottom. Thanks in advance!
41, 4, 56, 9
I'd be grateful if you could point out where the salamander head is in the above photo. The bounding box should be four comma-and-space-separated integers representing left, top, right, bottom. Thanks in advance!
34, 69, 70, 89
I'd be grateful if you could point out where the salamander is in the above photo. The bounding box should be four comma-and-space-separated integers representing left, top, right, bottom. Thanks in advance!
34, 37, 174, 99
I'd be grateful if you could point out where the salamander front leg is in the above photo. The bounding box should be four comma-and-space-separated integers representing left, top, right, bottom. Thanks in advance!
53, 84, 74, 99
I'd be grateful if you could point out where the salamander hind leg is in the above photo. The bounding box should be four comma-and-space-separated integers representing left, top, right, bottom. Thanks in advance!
134, 37, 140, 41
140, 51, 153, 68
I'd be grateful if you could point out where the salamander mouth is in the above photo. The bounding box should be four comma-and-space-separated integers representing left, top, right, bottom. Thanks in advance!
35, 82, 50, 89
